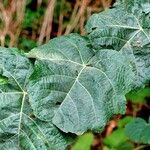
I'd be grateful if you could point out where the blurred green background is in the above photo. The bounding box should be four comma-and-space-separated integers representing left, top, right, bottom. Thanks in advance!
0, 0, 150, 149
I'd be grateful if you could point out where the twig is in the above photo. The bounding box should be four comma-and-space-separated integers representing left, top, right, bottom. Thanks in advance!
57, 0, 65, 36
38, 0, 56, 45
134, 145, 149, 150
64, 0, 80, 35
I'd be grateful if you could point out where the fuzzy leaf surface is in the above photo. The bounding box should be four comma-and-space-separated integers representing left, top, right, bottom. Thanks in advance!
125, 118, 150, 144
0, 47, 73, 150
86, 0, 150, 88
28, 34, 134, 134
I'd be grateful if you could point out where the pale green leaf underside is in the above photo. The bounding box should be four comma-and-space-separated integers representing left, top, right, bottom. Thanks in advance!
0, 47, 73, 150
28, 34, 134, 134
86, 1, 150, 88
125, 118, 150, 144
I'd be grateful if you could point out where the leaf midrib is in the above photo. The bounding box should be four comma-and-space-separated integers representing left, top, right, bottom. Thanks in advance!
0, 66, 39, 148
37, 57, 117, 128
34, 57, 117, 96
93, 9, 150, 50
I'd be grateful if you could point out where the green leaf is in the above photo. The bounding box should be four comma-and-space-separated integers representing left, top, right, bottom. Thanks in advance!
0, 47, 74, 150
0, 1, 149, 149
125, 118, 150, 144
103, 146, 111, 150
116, 142, 133, 150
72, 133, 94, 150
104, 129, 128, 148
85, 0, 150, 88
28, 33, 134, 134
118, 116, 134, 128
0, 75, 8, 85
126, 87, 150, 103
115, 0, 150, 14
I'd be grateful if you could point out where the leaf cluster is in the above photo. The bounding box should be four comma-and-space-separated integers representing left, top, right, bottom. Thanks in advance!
0, 0, 149, 149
